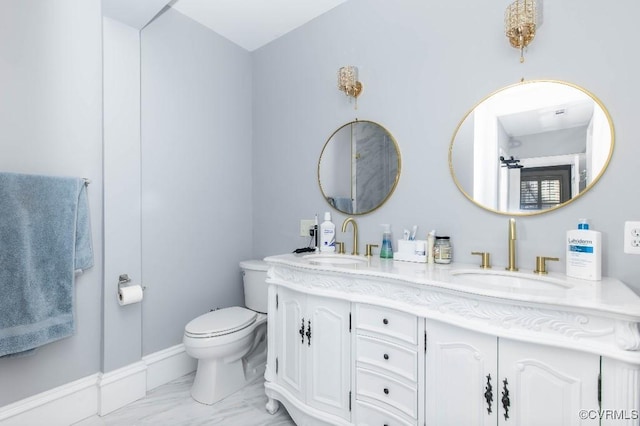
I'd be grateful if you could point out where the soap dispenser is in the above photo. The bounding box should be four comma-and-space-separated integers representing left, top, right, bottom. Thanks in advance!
380, 224, 393, 259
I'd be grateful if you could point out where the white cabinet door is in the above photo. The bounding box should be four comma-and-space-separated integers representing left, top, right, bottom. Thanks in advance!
600, 358, 640, 426
498, 339, 600, 426
425, 319, 497, 426
306, 296, 351, 419
276, 287, 305, 399
275, 287, 351, 421
425, 320, 600, 426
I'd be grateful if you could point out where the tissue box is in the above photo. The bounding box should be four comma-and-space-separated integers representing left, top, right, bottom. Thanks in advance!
394, 239, 427, 263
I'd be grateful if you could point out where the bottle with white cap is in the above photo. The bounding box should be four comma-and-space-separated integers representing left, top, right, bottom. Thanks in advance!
319, 212, 336, 253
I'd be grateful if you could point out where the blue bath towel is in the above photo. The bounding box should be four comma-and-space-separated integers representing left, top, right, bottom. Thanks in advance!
0, 172, 93, 357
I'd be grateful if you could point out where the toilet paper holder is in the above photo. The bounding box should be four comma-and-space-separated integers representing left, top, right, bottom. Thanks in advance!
118, 274, 132, 289
118, 274, 146, 291
117, 274, 145, 306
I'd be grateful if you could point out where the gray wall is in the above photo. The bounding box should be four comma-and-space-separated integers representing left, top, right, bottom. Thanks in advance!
103, 16, 143, 373
0, 0, 103, 405
252, 0, 640, 292
140, 8, 254, 354
0, 0, 254, 406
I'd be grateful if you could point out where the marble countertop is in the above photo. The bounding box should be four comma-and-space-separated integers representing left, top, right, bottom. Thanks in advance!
265, 253, 640, 322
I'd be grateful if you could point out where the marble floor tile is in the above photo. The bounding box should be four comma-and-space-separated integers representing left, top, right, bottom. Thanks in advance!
73, 373, 294, 425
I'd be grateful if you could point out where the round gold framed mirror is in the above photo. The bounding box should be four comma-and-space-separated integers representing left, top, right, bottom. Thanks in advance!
318, 120, 401, 215
449, 80, 614, 215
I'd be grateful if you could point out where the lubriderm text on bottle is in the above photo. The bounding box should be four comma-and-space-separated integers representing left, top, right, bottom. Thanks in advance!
566, 219, 601, 281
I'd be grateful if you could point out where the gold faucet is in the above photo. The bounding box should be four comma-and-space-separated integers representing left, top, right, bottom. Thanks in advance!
506, 218, 518, 271
471, 251, 492, 269
341, 217, 359, 256
534, 256, 559, 275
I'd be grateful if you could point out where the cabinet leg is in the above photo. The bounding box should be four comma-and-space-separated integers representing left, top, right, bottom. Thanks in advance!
265, 397, 280, 415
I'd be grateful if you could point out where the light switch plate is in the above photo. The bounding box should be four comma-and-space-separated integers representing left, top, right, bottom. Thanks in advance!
624, 221, 640, 254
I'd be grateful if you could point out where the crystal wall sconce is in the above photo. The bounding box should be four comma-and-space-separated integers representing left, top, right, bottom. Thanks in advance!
337, 66, 363, 109
505, 0, 537, 63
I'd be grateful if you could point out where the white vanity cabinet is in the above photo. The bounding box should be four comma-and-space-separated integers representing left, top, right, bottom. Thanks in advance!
425, 319, 600, 426
273, 286, 351, 422
353, 304, 424, 426
264, 254, 640, 426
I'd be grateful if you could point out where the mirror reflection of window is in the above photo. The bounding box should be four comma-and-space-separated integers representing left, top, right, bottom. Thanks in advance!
519, 165, 571, 210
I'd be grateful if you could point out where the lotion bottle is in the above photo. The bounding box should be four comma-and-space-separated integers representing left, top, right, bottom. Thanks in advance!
320, 212, 336, 253
566, 219, 601, 281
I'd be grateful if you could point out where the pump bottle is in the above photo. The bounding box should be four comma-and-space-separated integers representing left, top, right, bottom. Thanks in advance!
380, 224, 393, 259
320, 212, 336, 253
566, 219, 601, 281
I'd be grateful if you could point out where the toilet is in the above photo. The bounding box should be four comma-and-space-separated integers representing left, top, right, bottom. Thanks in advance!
183, 259, 269, 405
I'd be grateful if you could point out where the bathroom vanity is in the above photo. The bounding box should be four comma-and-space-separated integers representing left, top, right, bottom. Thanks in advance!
263, 253, 640, 426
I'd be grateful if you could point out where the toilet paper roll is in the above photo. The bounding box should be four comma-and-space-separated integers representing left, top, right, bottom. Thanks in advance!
118, 285, 144, 306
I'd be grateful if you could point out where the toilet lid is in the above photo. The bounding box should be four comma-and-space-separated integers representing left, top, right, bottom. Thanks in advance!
239, 259, 268, 272
185, 306, 257, 337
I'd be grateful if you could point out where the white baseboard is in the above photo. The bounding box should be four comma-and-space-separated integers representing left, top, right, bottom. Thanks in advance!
0, 344, 195, 425
0, 374, 99, 426
143, 343, 196, 391
97, 361, 147, 416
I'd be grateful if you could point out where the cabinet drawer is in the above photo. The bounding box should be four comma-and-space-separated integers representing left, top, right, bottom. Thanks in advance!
355, 401, 416, 426
356, 368, 417, 419
356, 304, 417, 345
356, 335, 417, 382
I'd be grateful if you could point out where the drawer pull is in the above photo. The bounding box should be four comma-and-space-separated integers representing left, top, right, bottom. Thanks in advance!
299, 318, 305, 344
383, 318, 389, 325
383, 353, 389, 360
383, 387, 389, 395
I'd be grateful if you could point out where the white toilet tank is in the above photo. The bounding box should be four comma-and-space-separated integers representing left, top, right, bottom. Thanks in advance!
240, 260, 269, 314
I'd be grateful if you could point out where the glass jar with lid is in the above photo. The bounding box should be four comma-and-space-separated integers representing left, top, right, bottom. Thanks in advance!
434, 236, 452, 264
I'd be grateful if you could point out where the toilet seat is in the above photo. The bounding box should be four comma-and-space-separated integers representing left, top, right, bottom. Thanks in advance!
185, 306, 257, 339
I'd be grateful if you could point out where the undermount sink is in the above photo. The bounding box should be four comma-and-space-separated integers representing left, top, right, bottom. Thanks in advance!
303, 253, 368, 266
450, 269, 574, 292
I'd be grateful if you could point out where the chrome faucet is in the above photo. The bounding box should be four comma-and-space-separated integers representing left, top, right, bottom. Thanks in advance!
341, 217, 359, 256
506, 218, 518, 271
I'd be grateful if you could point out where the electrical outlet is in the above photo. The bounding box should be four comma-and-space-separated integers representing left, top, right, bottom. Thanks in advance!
300, 219, 315, 237
624, 221, 640, 254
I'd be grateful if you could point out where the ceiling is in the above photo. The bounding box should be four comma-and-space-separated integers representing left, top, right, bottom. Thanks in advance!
103, 0, 174, 29
498, 100, 594, 138
169, 0, 349, 51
